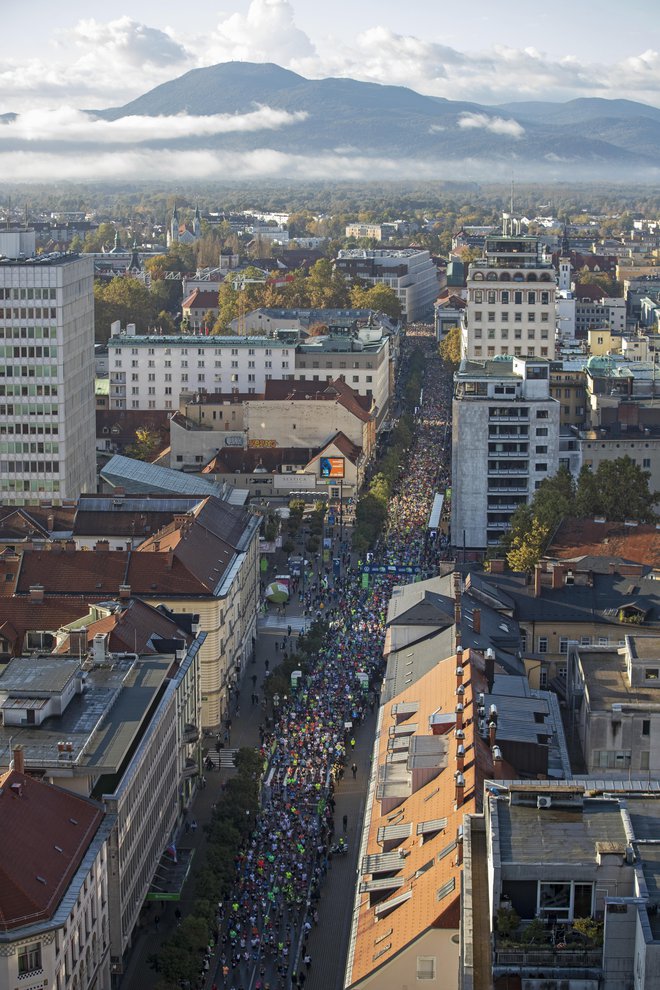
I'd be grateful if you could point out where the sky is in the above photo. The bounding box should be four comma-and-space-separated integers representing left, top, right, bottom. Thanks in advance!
0, 0, 657, 182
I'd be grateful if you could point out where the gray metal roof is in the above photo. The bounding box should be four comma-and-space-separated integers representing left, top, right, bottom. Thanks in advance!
497, 799, 628, 865
362, 851, 407, 875
377, 822, 412, 845
101, 455, 223, 497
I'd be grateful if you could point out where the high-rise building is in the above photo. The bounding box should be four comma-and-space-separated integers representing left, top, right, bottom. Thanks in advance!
461, 225, 557, 362
451, 357, 560, 552
0, 240, 96, 503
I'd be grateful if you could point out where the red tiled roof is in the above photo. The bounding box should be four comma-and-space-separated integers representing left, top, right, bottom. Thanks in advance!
262, 379, 372, 421
56, 599, 191, 655
182, 289, 220, 311
0, 598, 93, 655
0, 770, 103, 932
547, 518, 660, 568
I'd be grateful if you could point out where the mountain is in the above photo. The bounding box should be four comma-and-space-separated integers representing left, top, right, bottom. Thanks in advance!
3, 62, 660, 181
89, 63, 660, 178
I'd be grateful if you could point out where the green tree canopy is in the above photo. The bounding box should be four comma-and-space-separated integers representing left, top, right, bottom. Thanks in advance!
94, 277, 160, 343
349, 282, 402, 319
439, 325, 462, 367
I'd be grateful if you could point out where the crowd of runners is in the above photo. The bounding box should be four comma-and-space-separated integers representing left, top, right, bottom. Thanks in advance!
203, 326, 453, 990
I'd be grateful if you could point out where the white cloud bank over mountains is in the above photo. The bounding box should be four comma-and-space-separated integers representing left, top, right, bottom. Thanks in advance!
1, 1, 659, 112
0, 107, 308, 143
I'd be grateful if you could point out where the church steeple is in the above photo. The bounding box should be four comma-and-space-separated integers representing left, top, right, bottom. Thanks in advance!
193, 203, 201, 238
168, 202, 180, 246
561, 221, 570, 258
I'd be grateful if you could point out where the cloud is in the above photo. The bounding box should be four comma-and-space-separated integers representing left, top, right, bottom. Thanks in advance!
0, 147, 656, 185
203, 0, 315, 64
458, 113, 525, 138
66, 16, 188, 68
0, 107, 308, 144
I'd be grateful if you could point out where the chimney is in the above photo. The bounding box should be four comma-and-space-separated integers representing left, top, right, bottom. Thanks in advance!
489, 719, 497, 748
65, 539, 76, 554
484, 648, 495, 693
492, 745, 503, 780
47, 512, 54, 531
94, 540, 110, 551
29, 584, 44, 604
455, 771, 465, 808
166, 549, 174, 570
489, 558, 505, 574
534, 563, 542, 597
125, 540, 132, 551
456, 663, 464, 689
118, 584, 131, 601
551, 564, 564, 590
472, 608, 481, 634
456, 744, 465, 773
455, 702, 464, 731
13, 746, 25, 774
154, 539, 161, 552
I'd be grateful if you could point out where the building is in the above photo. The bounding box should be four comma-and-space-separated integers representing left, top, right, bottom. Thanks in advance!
568, 634, 660, 776
181, 288, 220, 330
434, 294, 467, 341
294, 326, 392, 424
461, 226, 557, 362
107, 327, 296, 411
345, 223, 384, 240
334, 249, 439, 321
0, 242, 96, 503
169, 379, 375, 485
344, 649, 498, 990
575, 291, 626, 337
462, 779, 660, 990
451, 357, 560, 552
227, 307, 397, 336
0, 758, 113, 990
1, 495, 260, 728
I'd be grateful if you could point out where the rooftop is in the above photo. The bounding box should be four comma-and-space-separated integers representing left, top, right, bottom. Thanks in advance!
0, 770, 104, 932
547, 518, 660, 569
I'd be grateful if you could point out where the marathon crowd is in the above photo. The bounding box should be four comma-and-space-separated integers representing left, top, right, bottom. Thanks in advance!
204, 328, 452, 990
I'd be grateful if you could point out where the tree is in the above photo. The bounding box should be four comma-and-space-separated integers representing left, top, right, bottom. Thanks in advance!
532, 466, 576, 531
306, 259, 350, 308
439, 325, 461, 367
94, 277, 160, 343
125, 426, 162, 461
588, 457, 657, 522
506, 517, 550, 572
350, 282, 402, 320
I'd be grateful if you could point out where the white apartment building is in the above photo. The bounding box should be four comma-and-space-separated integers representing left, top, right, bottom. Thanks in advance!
334, 249, 438, 321
451, 357, 560, 551
108, 329, 295, 410
0, 246, 96, 503
107, 326, 392, 421
461, 231, 557, 362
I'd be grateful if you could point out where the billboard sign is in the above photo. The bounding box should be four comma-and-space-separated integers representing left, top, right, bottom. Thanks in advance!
320, 456, 345, 479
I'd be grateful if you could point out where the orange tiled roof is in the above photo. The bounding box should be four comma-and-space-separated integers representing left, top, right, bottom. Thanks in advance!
346, 649, 496, 987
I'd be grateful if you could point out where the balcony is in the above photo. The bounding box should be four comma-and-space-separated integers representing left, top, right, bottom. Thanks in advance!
183, 757, 199, 778
487, 468, 529, 476
488, 448, 529, 457
487, 486, 528, 495
494, 943, 602, 970
183, 722, 200, 744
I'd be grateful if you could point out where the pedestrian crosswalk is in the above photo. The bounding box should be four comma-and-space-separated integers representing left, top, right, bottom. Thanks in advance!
257, 615, 310, 634
204, 748, 238, 769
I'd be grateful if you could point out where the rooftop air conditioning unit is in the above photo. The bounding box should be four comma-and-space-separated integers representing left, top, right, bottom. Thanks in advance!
537, 796, 552, 810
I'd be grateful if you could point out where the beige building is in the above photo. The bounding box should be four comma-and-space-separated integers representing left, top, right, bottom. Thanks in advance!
462, 228, 557, 362
170, 379, 376, 477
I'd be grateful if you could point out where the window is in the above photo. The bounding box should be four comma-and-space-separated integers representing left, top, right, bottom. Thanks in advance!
18, 943, 42, 975
644, 458, 651, 469
538, 637, 548, 653
416, 957, 436, 981
536, 427, 548, 437
641, 751, 650, 770
642, 719, 651, 737
646, 669, 659, 680
538, 882, 593, 921
559, 637, 569, 654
